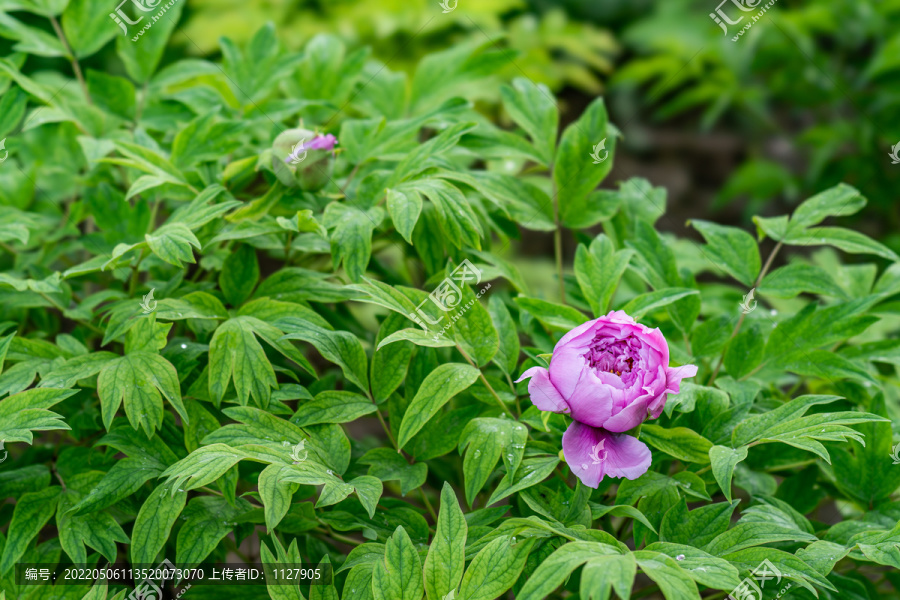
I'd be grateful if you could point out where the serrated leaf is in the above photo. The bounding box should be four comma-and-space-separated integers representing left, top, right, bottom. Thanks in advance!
98, 352, 188, 437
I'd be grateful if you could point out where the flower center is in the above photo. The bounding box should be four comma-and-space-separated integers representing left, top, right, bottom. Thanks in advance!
584, 334, 640, 379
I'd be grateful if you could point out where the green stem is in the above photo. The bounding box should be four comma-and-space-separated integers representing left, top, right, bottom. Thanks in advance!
708, 241, 782, 385
419, 488, 438, 522
49, 16, 91, 105
456, 345, 516, 419
550, 178, 566, 303
128, 249, 149, 296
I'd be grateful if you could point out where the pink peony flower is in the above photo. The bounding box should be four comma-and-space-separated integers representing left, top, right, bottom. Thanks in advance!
516, 310, 697, 488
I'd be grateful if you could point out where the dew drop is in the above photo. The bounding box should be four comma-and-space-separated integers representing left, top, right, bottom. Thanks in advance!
581, 464, 588, 470
676, 554, 685, 561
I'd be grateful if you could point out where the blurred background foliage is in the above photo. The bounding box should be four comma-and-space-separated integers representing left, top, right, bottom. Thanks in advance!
2, 0, 899, 249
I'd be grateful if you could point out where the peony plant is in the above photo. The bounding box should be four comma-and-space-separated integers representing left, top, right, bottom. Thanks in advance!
0, 12, 899, 600
518, 311, 697, 487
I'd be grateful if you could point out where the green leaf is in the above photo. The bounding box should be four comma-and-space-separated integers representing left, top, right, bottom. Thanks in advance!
377, 328, 456, 350
633, 551, 700, 600
220, 244, 260, 306
372, 313, 415, 402
759, 263, 848, 299
690, 220, 761, 287
786, 227, 899, 261
708, 445, 748, 502
781, 350, 876, 385
398, 363, 480, 449
372, 526, 424, 600
555, 98, 615, 227
68, 458, 162, 516
487, 454, 559, 506
579, 554, 636, 600
500, 77, 559, 165
589, 504, 657, 534
177, 496, 252, 565
791, 183, 866, 229
0, 387, 73, 443
457, 536, 536, 600
130, 483, 187, 564
659, 499, 738, 548
258, 464, 299, 532
723, 547, 837, 595
160, 444, 249, 493
323, 203, 384, 281
57, 476, 130, 565
359, 448, 428, 496
424, 482, 467, 600
723, 323, 766, 380
514, 297, 587, 330
208, 316, 289, 408
386, 188, 422, 244
517, 541, 622, 600
831, 395, 900, 506
622, 288, 699, 320
61, 0, 118, 58
292, 391, 376, 427
459, 418, 528, 507
0, 487, 60, 575
574, 235, 633, 316
280, 318, 369, 393
115, 0, 185, 82
350, 476, 383, 520
98, 352, 188, 437
640, 425, 713, 464
448, 284, 498, 367
732, 395, 842, 447
487, 296, 519, 375
145, 223, 201, 267
704, 522, 817, 556
643, 542, 740, 591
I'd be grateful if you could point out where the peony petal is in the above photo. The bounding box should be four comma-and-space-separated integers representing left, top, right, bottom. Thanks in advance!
600, 394, 650, 432
565, 369, 615, 428
666, 364, 699, 394
604, 310, 636, 325
562, 422, 652, 488
515, 366, 569, 413
548, 345, 587, 399
553, 317, 600, 352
